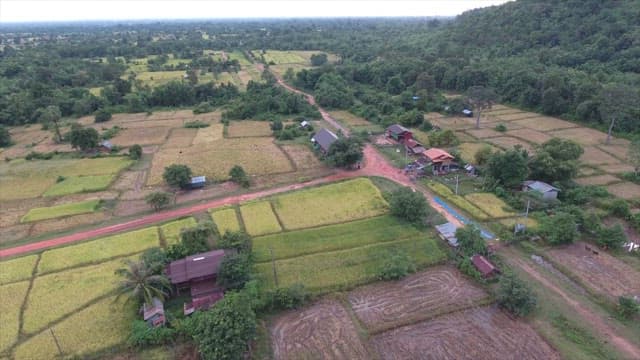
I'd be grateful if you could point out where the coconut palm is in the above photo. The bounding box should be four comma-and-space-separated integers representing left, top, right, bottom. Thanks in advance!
114, 259, 171, 306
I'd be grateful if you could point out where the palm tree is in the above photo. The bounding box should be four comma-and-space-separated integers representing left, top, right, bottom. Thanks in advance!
114, 259, 171, 306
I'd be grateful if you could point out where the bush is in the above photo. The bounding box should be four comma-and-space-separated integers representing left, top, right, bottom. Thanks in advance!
25, 151, 54, 160
0, 125, 12, 146
101, 126, 121, 140
608, 199, 631, 219
218, 253, 252, 290
494, 123, 507, 132
140, 248, 169, 275
618, 296, 639, 319
94, 109, 112, 123
474, 145, 493, 165
541, 212, 578, 245
428, 129, 459, 147
270, 120, 283, 131
129, 144, 143, 160
229, 165, 250, 188
377, 250, 416, 280
326, 137, 364, 168
180, 222, 216, 253
389, 187, 430, 224
56, 175, 66, 183
193, 101, 214, 114
596, 224, 627, 249
145, 191, 172, 211
218, 231, 252, 254
420, 120, 433, 131
184, 120, 210, 128
163, 164, 192, 189
457, 257, 482, 280
264, 283, 309, 311
456, 225, 488, 256
128, 320, 176, 347
497, 272, 536, 317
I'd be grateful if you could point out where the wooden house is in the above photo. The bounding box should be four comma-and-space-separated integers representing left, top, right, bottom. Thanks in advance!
471, 255, 499, 278
141, 297, 166, 327
311, 128, 338, 154
422, 148, 455, 173
386, 124, 413, 143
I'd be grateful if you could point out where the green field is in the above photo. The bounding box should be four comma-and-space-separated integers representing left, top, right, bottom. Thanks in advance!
0, 254, 38, 285
0, 281, 30, 353
228, 51, 252, 65
464, 193, 517, 218
240, 201, 282, 236
210, 207, 242, 234
253, 216, 422, 262
38, 227, 159, 274
424, 181, 489, 220
23, 259, 126, 334
21, 199, 102, 223
272, 178, 389, 230
43, 175, 114, 197
160, 217, 197, 246
258, 50, 307, 64
255, 236, 445, 293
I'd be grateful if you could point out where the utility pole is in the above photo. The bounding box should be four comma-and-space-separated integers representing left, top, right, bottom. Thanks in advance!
455, 175, 459, 195
524, 200, 530, 234
270, 247, 278, 287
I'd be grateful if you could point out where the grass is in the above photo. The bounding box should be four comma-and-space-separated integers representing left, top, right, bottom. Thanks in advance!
0, 254, 38, 285
0, 281, 30, 353
258, 50, 307, 64
227, 121, 272, 137
228, 51, 252, 65
38, 227, 159, 274
239, 201, 282, 236
252, 216, 422, 262
22, 258, 127, 334
457, 142, 496, 164
210, 207, 242, 234
550, 314, 617, 360
464, 193, 516, 218
21, 199, 102, 223
272, 178, 389, 230
377, 145, 413, 169
43, 175, 114, 197
255, 236, 445, 293
160, 217, 197, 246
424, 181, 489, 220
135, 71, 185, 86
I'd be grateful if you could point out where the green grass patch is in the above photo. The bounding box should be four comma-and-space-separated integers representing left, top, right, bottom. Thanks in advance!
160, 217, 197, 246
38, 227, 159, 274
256, 236, 445, 293
43, 175, 114, 197
424, 180, 489, 220
228, 51, 252, 65
377, 146, 414, 169
551, 314, 617, 360
210, 207, 242, 234
21, 199, 101, 223
273, 178, 389, 230
253, 216, 422, 262
0, 254, 38, 285
23, 258, 128, 334
258, 50, 307, 64
240, 201, 282, 236
0, 281, 30, 352
464, 193, 517, 218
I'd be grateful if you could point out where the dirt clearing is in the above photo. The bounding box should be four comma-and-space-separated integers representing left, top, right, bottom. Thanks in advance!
512, 116, 578, 132
506, 128, 553, 144
580, 146, 622, 166
606, 182, 640, 200
370, 306, 560, 360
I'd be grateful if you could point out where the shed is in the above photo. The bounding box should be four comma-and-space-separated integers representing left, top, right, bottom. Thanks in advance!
311, 128, 338, 154
435, 222, 460, 247
471, 255, 499, 278
404, 139, 427, 155
167, 249, 226, 288
386, 124, 413, 142
99, 140, 113, 152
522, 180, 559, 200
462, 109, 473, 117
141, 297, 166, 327
189, 176, 206, 189
300, 120, 309, 128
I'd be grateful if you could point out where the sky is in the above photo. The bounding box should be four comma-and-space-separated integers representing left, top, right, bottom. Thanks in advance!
0, 0, 511, 23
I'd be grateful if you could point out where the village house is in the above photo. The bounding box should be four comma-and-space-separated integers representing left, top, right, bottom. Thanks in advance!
471, 254, 499, 278
141, 297, 166, 328
421, 148, 455, 174
311, 128, 338, 154
435, 222, 460, 247
404, 138, 427, 156
386, 124, 413, 143
166, 249, 226, 315
99, 140, 113, 153
522, 180, 560, 200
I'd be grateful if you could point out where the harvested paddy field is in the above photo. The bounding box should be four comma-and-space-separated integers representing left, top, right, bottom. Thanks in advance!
506, 128, 553, 144
485, 136, 534, 152
110, 126, 171, 146
575, 174, 622, 186
548, 127, 608, 146
430, 116, 475, 130
457, 142, 496, 163
464, 193, 516, 218
270, 300, 370, 360
606, 182, 640, 200
580, 146, 622, 165
227, 121, 272, 137
348, 266, 489, 332
546, 242, 640, 300
279, 144, 324, 170
493, 112, 540, 121
370, 306, 560, 360
161, 128, 198, 148
511, 116, 578, 132
329, 110, 371, 127
602, 163, 635, 174
465, 128, 505, 139
192, 123, 224, 144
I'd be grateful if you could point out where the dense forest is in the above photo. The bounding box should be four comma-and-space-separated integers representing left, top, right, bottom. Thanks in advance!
0, 0, 638, 134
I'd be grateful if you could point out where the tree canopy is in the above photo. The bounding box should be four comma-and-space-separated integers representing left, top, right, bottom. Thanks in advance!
325, 137, 363, 168
162, 164, 192, 189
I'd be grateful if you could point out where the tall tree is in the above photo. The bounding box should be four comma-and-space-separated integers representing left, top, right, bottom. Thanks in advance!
325, 137, 363, 168
163, 164, 192, 189
628, 138, 640, 176
39, 105, 63, 142
486, 146, 529, 188
0, 126, 11, 147
465, 86, 497, 129
599, 84, 639, 144
114, 259, 171, 306
69, 125, 99, 151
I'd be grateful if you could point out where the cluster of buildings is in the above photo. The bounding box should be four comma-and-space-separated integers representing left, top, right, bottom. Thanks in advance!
386, 124, 456, 176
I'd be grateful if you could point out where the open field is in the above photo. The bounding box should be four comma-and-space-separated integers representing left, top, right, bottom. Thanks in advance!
21, 199, 101, 223
0, 281, 30, 353
348, 266, 489, 332
272, 178, 388, 230
546, 242, 640, 301
511, 116, 578, 132
457, 142, 496, 163
575, 174, 621, 186
466, 128, 505, 139
37, 227, 159, 274
370, 306, 560, 360
464, 193, 516, 218
252, 216, 422, 262
161, 128, 198, 148
240, 201, 282, 236
227, 121, 272, 137
192, 123, 224, 144
135, 71, 185, 86
328, 110, 371, 127
270, 300, 370, 360
431, 116, 475, 130
43, 175, 114, 197
147, 137, 294, 184
210, 207, 242, 234
0, 254, 38, 285
279, 144, 324, 170
547, 127, 609, 146
256, 236, 445, 292
269, 63, 310, 78
22, 258, 126, 334
485, 136, 534, 152
227, 51, 252, 65
506, 128, 553, 144
606, 182, 640, 200
110, 126, 171, 146
257, 50, 306, 64
580, 146, 622, 166
160, 217, 197, 245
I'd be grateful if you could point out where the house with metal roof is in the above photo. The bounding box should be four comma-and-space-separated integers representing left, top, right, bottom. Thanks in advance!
386, 124, 413, 142
311, 128, 338, 154
435, 222, 460, 247
471, 255, 499, 278
141, 297, 166, 328
189, 176, 206, 189
522, 180, 560, 200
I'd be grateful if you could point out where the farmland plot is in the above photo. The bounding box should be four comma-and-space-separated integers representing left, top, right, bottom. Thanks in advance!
21, 199, 101, 223
457, 142, 497, 163
580, 146, 622, 166
547, 127, 608, 146
464, 193, 516, 218
575, 174, 621, 186
280, 144, 324, 170
211, 207, 242, 234
348, 266, 489, 332
161, 128, 198, 148
110, 126, 171, 146
512, 116, 578, 132
240, 201, 282, 236
43, 175, 114, 197
0, 281, 30, 353
506, 128, 552, 144
270, 300, 370, 360
0, 254, 38, 285
370, 306, 560, 360
192, 123, 224, 144
485, 136, 534, 153
606, 182, 640, 200
466, 128, 505, 139
227, 121, 272, 137
160, 217, 197, 245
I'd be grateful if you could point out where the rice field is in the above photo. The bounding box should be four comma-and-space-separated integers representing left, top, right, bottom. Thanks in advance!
110, 126, 171, 146
37, 227, 159, 274
328, 110, 371, 127
547, 127, 608, 146
272, 178, 389, 230
606, 182, 640, 200
227, 51, 252, 65
511, 116, 578, 131
580, 146, 622, 166
485, 136, 534, 153
21, 199, 102, 223
258, 50, 307, 64
227, 121, 273, 137
192, 123, 224, 144
457, 142, 496, 163
161, 128, 198, 148
464, 193, 516, 218
160, 217, 197, 245
575, 174, 622, 186
210, 207, 242, 234
0, 281, 30, 353
135, 71, 185, 86
0, 255, 38, 285
43, 175, 114, 197
280, 144, 324, 170
424, 181, 489, 220
506, 128, 553, 144
239, 201, 282, 236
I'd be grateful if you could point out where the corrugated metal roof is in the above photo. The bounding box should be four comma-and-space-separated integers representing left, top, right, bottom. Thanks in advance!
387, 124, 411, 135
167, 249, 225, 284
191, 176, 206, 184
312, 128, 338, 151
525, 180, 559, 193
471, 255, 497, 276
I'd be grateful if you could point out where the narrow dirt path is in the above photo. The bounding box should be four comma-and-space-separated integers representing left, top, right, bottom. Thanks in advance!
504, 249, 640, 360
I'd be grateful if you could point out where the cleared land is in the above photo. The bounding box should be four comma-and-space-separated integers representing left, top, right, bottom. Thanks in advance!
606, 182, 640, 200
506, 128, 553, 144
457, 142, 496, 163
464, 193, 516, 218
253, 216, 422, 262
210, 207, 242, 234
272, 178, 388, 230
37, 227, 159, 274
546, 242, 640, 300
580, 146, 622, 166
227, 121, 272, 137
21, 199, 101, 223
0, 254, 38, 285
239, 201, 282, 236
43, 175, 114, 197
270, 300, 370, 360
348, 266, 489, 332
280, 144, 324, 170
0, 281, 30, 353
575, 174, 621, 186
370, 306, 560, 360
160, 217, 197, 245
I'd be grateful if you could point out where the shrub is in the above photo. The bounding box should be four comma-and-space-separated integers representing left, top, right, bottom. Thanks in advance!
94, 109, 112, 123
596, 224, 627, 249
389, 187, 430, 224
541, 212, 578, 245
420, 120, 433, 131
457, 257, 483, 280
377, 250, 416, 280
618, 296, 640, 319
128, 320, 176, 347
494, 123, 507, 132
456, 225, 488, 256
145, 191, 172, 211
56, 175, 66, 183
475, 145, 493, 165
218, 253, 252, 290
140, 248, 169, 275
163, 164, 192, 189
229, 165, 250, 188
0, 125, 12, 146
193, 102, 214, 114
608, 199, 631, 219
218, 231, 252, 254
180, 222, 216, 254
428, 129, 459, 147
270, 120, 283, 131
264, 283, 309, 311
101, 126, 121, 140
184, 120, 210, 128
497, 272, 536, 317
129, 144, 143, 160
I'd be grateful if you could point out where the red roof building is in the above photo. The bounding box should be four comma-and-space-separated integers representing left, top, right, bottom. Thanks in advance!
471, 255, 499, 278
422, 148, 454, 164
